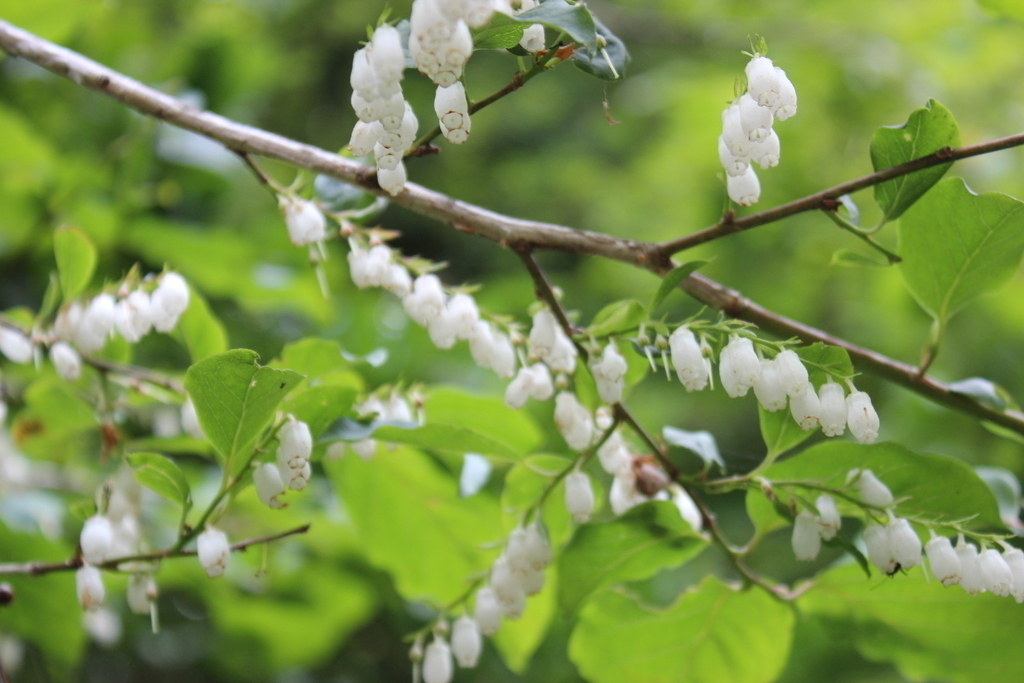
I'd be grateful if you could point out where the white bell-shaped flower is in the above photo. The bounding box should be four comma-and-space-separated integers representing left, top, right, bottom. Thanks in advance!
597, 432, 631, 477
727, 165, 761, 206
490, 556, 526, 618
519, 24, 545, 52
770, 67, 797, 120
738, 92, 774, 142
524, 523, 552, 571
752, 358, 787, 412
863, 524, 897, 574
789, 384, 821, 431
80, 515, 113, 565
277, 419, 313, 470
773, 350, 808, 396
254, 462, 287, 509
1002, 547, 1024, 603
377, 161, 408, 197
718, 135, 750, 177
853, 469, 893, 507
978, 548, 1014, 597
197, 527, 231, 578
721, 102, 752, 157
669, 326, 709, 391
546, 333, 578, 375
51, 341, 82, 381
815, 494, 841, 541
610, 470, 648, 515
373, 141, 402, 171
745, 56, 782, 108
671, 485, 703, 531
564, 470, 595, 523
792, 510, 821, 561
528, 309, 558, 359
846, 390, 879, 444
489, 329, 517, 378
348, 120, 378, 157
474, 586, 503, 636
281, 197, 327, 246
0, 326, 33, 364
77, 293, 117, 352
76, 565, 106, 609
150, 273, 190, 333
955, 539, 986, 595
284, 460, 312, 491
422, 636, 454, 683
451, 615, 482, 668
818, 382, 847, 437
925, 534, 961, 587
115, 290, 153, 342
591, 343, 628, 404
369, 25, 406, 85
440, 21, 473, 69
350, 48, 379, 101
54, 302, 83, 342
889, 517, 921, 569
126, 573, 158, 615
381, 263, 413, 298
428, 305, 460, 350
447, 293, 479, 340
403, 274, 446, 326
750, 129, 780, 169
350, 92, 380, 123
554, 392, 594, 451
719, 335, 761, 398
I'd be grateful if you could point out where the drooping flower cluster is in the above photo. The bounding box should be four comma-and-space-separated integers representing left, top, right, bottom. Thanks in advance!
253, 416, 314, 509
348, 392, 418, 460
668, 328, 880, 443
719, 54, 797, 206
924, 535, 1024, 600
349, 25, 417, 196
473, 523, 551, 641
791, 494, 840, 561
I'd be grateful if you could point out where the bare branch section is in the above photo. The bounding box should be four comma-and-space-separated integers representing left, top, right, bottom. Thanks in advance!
0, 524, 311, 577
2, 20, 1023, 437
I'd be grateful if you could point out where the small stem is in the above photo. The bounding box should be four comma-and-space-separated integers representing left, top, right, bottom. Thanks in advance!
822, 209, 902, 264
235, 151, 287, 194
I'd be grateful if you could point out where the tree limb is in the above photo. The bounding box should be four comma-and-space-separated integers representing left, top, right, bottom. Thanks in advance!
2, 20, 1022, 438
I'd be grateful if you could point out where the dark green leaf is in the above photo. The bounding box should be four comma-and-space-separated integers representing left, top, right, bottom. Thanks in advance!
571, 15, 629, 81
764, 441, 1004, 532
899, 177, 1024, 330
569, 576, 794, 683
557, 501, 706, 616
649, 261, 707, 311
126, 451, 191, 507
870, 99, 960, 222
516, 0, 597, 50
587, 299, 646, 337
183, 350, 304, 473
53, 225, 96, 301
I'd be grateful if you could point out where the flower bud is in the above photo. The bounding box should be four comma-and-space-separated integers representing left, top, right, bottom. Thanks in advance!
451, 615, 481, 668
254, 462, 287, 509
197, 527, 230, 578
727, 165, 761, 206
745, 56, 781, 108
792, 510, 821, 561
752, 358, 787, 412
1003, 547, 1024, 603
955, 540, 985, 595
115, 290, 153, 342
815, 495, 841, 541
978, 548, 1013, 597
554, 392, 594, 451
474, 586, 502, 636
738, 93, 774, 142
126, 574, 158, 615
889, 517, 921, 569
770, 67, 797, 120
80, 515, 113, 565
925, 535, 961, 587
846, 390, 879, 444
818, 382, 847, 437
750, 129, 781, 168
863, 524, 897, 574
150, 273, 190, 333
0, 326, 33, 364
719, 335, 761, 398
350, 48, 379, 101
564, 470, 595, 523
403, 274, 446, 326
422, 636, 454, 683
590, 343, 628, 404
669, 326, 709, 391
789, 384, 821, 431
853, 469, 893, 508
597, 433, 631, 477
277, 419, 313, 470
349, 120, 377, 157
76, 565, 105, 609
51, 341, 81, 381
77, 294, 117, 353
281, 198, 327, 246
369, 25, 406, 85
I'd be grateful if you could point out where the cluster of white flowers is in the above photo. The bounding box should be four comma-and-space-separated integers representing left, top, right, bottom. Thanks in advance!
349, 392, 417, 460
279, 196, 328, 247
76, 471, 148, 611
418, 613, 482, 683
791, 494, 841, 560
926, 534, 1024, 600
504, 0, 545, 53
719, 54, 797, 206
670, 328, 880, 444
0, 325, 34, 365
253, 416, 314, 509
471, 523, 550, 643
349, 25, 417, 196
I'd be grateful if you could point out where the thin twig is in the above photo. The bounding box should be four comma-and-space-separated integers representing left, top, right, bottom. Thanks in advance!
0, 524, 311, 576
1, 20, 1022, 438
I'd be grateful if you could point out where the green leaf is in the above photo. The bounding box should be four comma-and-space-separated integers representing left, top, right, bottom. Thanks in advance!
764, 441, 1004, 532
557, 501, 707, 617
898, 177, 1024, 331
68, 500, 98, 521
976, 0, 1024, 22
473, 12, 525, 49
53, 225, 97, 301
126, 451, 192, 507
829, 249, 890, 268
325, 446, 501, 601
757, 343, 854, 458
501, 454, 576, 546
571, 15, 630, 81
974, 465, 1021, 525
283, 385, 358, 439
587, 299, 646, 337
949, 377, 1014, 411
370, 423, 523, 462
569, 576, 795, 683
424, 387, 543, 455
183, 350, 304, 473
870, 99, 960, 222
515, 0, 598, 50
802, 563, 1024, 683
649, 261, 707, 311
172, 285, 228, 362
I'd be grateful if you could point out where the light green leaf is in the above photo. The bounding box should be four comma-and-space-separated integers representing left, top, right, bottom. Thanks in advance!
126, 451, 192, 507
830, 249, 890, 268
172, 285, 228, 362
500, 454, 575, 545
183, 350, 303, 472
571, 15, 630, 81
802, 563, 1024, 683
283, 385, 358, 440
871, 99, 960, 222
764, 441, 1004, 532
587, 299, 646, 337
557, 501, 707, 617
758, 403, 812, 460
424, 387, 543, 455
976, 0, 1024, 22
649, 261, 707, 311
899, 177, 1024, 330
53, 225, 97, 302
473, 13, 525, 49
325, 446, 501, 601
493, 563, 557, 673
569, 576, 795, 683
370, 423, 523, 462
515, 0, 598, 50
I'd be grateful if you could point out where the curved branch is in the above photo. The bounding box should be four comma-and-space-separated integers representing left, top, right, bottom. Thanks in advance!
2, 20, 1022, 438
658, 135, 1024, 255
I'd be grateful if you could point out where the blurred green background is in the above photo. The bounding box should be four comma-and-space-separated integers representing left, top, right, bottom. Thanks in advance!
2, 0, 1024, 680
